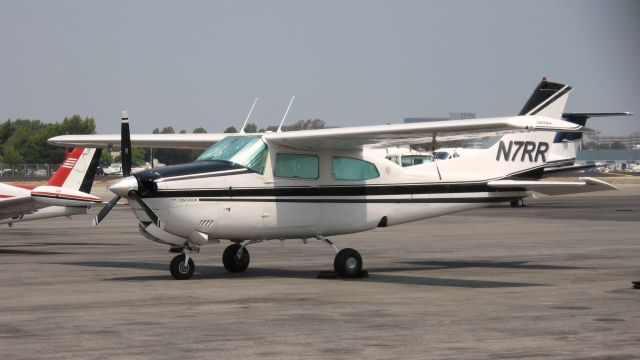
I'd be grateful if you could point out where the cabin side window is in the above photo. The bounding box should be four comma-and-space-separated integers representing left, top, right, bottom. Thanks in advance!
274, 153, 319, 179
332, 156, 379, 181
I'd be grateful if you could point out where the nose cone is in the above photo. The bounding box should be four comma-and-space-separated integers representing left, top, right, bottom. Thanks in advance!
109, 176, 138, 197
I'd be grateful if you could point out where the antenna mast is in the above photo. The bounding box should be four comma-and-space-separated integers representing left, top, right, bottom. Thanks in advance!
239, 98, 258, 134
277, 95, 295, 133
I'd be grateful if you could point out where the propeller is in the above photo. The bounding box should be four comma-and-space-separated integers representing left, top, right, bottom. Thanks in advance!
121, 111, 132, 177
93, 111, 160, 227
92, 195, 121, 226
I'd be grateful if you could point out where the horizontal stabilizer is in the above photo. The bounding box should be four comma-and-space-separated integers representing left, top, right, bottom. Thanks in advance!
562, 112, 633, 126
487, 177, 616, 196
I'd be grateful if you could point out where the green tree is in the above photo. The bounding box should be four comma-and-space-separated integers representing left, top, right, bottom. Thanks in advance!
243, 123, 257, 133
152, 126, 196, 165
288, 119, 325, 131
100, 151, 113, 166
193, 127, 207, 133
114, 148, 145, 166
0, 116, 95, 165
223, 126, 237, 133
609, 141, 627, 150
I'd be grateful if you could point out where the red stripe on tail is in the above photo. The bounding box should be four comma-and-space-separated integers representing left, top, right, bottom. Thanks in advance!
47, 147, 85, 187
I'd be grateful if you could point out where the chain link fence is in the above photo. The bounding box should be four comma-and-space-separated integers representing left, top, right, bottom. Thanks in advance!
0, 164, 59, 178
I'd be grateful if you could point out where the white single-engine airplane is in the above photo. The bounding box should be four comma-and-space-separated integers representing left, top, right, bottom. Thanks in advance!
49, 80, 619, 280
0, 148, 102, 226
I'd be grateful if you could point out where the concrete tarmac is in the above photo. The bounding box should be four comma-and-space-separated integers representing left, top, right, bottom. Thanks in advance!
1, 187, 639, 359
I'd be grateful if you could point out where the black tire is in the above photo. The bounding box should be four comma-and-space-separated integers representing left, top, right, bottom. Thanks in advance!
170, 253, 195, 280
334, 248, 363, 278
222, 243, 250, 273
510, 199, 525, 207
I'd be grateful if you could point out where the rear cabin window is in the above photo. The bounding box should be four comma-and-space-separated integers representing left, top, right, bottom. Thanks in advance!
332, 156, 379, 181
274, 153, 319, 179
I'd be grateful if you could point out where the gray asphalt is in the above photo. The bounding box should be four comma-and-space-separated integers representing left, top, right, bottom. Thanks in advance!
1, 186, 639, 359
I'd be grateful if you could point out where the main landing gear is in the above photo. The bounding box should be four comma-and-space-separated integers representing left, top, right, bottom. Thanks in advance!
222, 243, 250, 273
317, 236, 367, 278
167, 237, 367, 280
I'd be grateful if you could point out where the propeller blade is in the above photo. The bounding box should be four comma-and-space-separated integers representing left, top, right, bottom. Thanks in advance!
121, 111, 132, 177
92, 195, 121, 226
127, 191, 161, 227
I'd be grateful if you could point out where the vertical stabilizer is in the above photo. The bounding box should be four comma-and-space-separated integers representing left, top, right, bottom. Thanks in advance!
47, 148, 102, 192
519, 79, 573, 119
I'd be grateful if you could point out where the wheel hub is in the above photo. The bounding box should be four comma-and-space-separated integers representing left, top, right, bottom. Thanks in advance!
178, 262, 190, 274
346, 257, 358, 272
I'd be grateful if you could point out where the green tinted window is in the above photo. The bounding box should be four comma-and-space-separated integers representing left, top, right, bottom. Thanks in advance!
274, 153, 319, 179
332, 156, 379, 181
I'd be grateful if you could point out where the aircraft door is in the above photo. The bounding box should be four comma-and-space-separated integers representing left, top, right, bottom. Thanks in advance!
262, 152, 321, 238
216, 175, 265, 239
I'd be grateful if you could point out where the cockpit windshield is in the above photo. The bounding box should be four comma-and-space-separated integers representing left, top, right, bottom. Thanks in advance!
196, 135, 268, 174
433, 151, 450, 160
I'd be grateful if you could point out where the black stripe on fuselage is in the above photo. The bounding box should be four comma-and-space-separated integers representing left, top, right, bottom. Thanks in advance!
150, 182, 525, 199
198, 196, 520, 204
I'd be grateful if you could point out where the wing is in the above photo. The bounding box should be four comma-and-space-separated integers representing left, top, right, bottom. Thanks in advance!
487, 177, 616, 196
0, 196, 36, 218
263, 115, 583, 150
48, 115, 582, 151
48, 133, 228, 149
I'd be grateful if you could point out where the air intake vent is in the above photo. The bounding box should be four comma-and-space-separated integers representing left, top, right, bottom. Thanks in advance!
199, 219, 215, 228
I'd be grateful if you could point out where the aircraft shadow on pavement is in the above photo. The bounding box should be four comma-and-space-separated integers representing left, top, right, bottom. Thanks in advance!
400, 260, 585, 270
0, 249, 68, 255
58, 260, 556, 288
0, 242, 131, 256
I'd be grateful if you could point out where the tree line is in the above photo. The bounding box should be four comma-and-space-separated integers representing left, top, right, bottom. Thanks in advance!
0, 115, 96, 164
0, 117, 325, 167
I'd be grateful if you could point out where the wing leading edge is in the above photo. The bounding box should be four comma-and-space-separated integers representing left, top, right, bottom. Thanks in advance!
48, 133, 228, 149
48, 115, 582, 151
263, 115, 583, 150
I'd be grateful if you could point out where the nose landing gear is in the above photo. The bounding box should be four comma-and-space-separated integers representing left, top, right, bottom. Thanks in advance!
170, 253, 195, 280
169, 244, 199, 280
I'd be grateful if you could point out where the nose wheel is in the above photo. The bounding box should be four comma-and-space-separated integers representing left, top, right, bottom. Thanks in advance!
170, 253, 195, 280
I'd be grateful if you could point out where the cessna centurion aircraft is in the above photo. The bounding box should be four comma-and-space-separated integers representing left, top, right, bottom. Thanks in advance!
0, 148, 102, 226
49, 80, 618, 279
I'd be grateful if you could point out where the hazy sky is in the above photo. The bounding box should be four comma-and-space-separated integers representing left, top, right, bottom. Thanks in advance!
1, 0, 638, 135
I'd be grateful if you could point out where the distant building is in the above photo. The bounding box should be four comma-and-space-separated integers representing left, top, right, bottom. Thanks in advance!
577, 150, 640, 170
582, 131, 640, 149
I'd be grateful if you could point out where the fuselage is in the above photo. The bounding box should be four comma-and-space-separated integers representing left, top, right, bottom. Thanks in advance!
128, 135, 538, 246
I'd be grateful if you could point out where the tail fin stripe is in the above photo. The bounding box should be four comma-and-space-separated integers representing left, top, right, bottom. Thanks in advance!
79, 148, 102, 194
528, 86, 572, 116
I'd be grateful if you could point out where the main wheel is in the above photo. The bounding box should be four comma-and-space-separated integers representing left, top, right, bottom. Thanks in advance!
170, 253, 195, 280
334, 248, 363, 278
222, 243, 250, 273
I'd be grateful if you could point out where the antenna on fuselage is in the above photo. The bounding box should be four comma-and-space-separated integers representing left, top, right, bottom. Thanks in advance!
276, 95, 295, 133
239, 98, 258, 134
